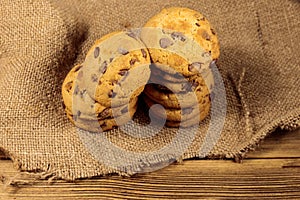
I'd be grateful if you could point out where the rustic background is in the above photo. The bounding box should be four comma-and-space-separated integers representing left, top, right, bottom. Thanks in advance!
0, 0, 299, 182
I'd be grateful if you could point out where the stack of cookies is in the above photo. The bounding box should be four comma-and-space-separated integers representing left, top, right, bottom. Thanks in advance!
62, 31, 151, 132
62, 7, 220, 132
140, 7, 220, 127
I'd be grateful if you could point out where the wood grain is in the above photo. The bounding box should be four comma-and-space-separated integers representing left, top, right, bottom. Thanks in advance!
246, 129, 300, 159
0, 128, 299, 200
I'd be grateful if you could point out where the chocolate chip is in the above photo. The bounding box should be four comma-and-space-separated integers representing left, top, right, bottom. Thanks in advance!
112, 80, 118, 86
80, 89, 87, 98
188, 62, 203, 72
159, 38, 174, 49
118, 47, 129, 55
110, 57, 114, 63
171, 32, 186, 42
112, 125, 118, 129
202, 31, 211, 41
195, 23, 200, 27
119, 69, 128, 76
100, 122, 107, 129
211, 28, 216, 35
91, 74, 98, 82
121, 106, 128, 114
74, 65, 83, 72
74, 85, 79, 95
103, 64, 108, 74
98, 108, 110, 119
100, 61, 108, 74
130, 58, 137, 65
65, 81, 73, 92
77, 111, 81, 117
141, 49, 147, 58
94, 47, 100, 58
197, 88, 202, 92
192, 80, 200, 88
182, 108, 193, 115
108, 90, 116, 98
119, 70, 129, 82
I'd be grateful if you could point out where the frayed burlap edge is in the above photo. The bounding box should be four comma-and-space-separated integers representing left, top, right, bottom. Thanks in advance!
1, 108, 299, 185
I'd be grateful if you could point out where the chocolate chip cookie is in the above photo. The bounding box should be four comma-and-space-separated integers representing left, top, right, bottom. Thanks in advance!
62, 63, 139, 132
143, 94, 210, 122
79, 31, 151, 108
66, 105, 137, 132
144, 79, 210, 109
143, 7, 220, 60
140, 7, 219, 127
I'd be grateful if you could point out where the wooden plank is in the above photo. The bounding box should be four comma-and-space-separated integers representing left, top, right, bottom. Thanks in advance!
0, 128, 299, 199
0, 159, 300, 199
247, 128, 300, 158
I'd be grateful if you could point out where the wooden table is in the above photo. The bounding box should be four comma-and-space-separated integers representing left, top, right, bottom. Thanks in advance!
1, 129, 299, 199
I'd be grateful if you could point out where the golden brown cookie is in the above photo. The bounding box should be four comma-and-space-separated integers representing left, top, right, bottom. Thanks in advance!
149, 63, 214, 93
62, 63, 139, 132
149, 109, 207, 128
144, 7, 220, 60
79, 31, 151, 108
143, 94, 209, 122
66, 104, 137, 132
62, 64, 138, 118
65, 97, 138, 121
144, 78, 210, 109
141, 7, 220, 77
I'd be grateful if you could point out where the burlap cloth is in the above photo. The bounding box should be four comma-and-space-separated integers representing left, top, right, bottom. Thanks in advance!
0, 0, 299, 181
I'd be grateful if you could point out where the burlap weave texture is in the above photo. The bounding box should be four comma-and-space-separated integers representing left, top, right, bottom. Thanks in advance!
0, 0, 299, 180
